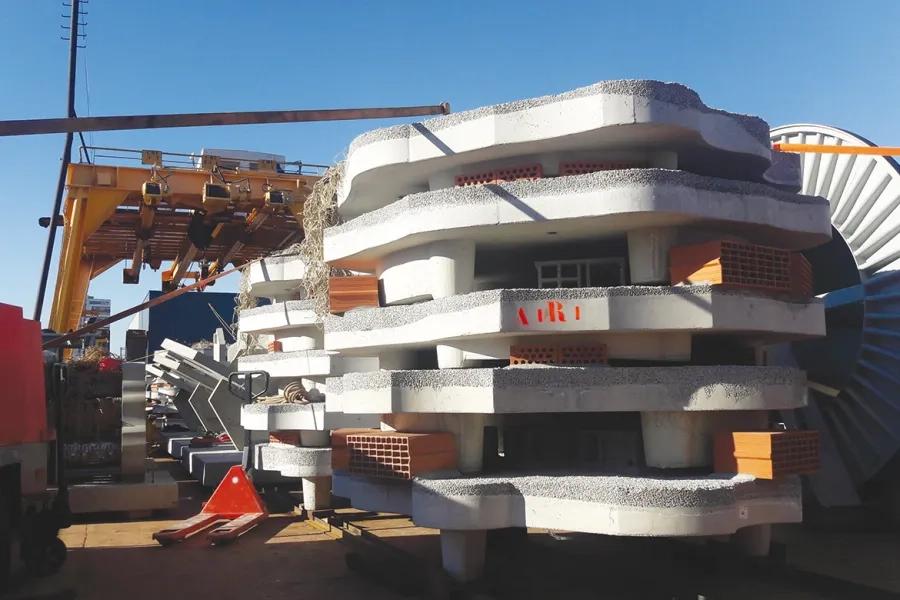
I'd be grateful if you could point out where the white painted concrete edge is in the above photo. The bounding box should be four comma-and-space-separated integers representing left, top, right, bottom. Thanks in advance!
332, 471, 801, 536
326, 174, 831, 263
255, 443, 332, 478
324, 290, 826, 353
241, 402, 380, 431
328, 366, 808, 414
339, 85, 771, 214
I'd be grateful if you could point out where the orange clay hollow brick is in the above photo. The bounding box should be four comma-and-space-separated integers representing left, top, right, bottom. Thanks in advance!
267, 340, 283, 353
345, 431, 457, 480
510, 343, 607, 366
558, 161, 649, 176
669, 241, 794, 294
454, 163, 543, 187
331, 428, 375, 471
510, 344, 559, 365
790, 253, 814, 298
714, 430, 820, 479
269, 430, 302, 445
328, 275, 380, 314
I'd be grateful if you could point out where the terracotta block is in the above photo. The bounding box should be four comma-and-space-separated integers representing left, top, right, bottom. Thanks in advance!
453, 163, 544, 188
331, 428, 375, 448
269, 430, 301, 445
790, 253, 814, 297
509, 343, 607, 366
345, 431, 457, 480
455, 170, 498, 187
559, 161, 648, 176
558, 344, 607, 365
494, 163, 543, 183
329, 275, 380, 314
267, 340, 283, 353
332, 447, 350, 470
510, 344, 559, 365
714, 430, 819, 479
670, 241, 793, 294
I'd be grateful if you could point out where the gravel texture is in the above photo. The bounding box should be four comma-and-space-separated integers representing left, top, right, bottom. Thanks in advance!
243, 402, 325, 415
348, 80, 770, 154
325, 168, 827, 238
256, 443, 331, 477
239, 348, 331, 364
411, 471, 800, 509
763, 150, 802, 188
330, 365, 804, 404
257, 251, 306, 265
324, 285, 818, 333
240, 300, 316, 319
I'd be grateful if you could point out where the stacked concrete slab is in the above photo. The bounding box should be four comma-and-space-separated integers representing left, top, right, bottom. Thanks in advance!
147, 340, 245, 487
236, 252, 378, 509
323, 80, 833, 581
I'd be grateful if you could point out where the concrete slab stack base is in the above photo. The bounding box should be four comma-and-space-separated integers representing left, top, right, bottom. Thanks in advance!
320, 79, 830, 581
641, 410, 768, 469
440, 530, 487, 583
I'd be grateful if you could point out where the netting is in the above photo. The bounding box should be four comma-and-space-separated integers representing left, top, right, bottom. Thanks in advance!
296, 160, 352, 321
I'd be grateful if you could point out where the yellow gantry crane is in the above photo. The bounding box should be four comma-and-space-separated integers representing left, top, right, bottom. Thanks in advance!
0, 101, 451, 334
48, 147, 322, 334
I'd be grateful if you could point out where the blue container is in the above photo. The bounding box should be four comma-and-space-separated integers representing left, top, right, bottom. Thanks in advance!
134, 291, 269, 354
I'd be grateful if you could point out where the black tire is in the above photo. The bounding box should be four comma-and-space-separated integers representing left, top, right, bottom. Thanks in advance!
35, 537, 67, 578
0, 491, 11, 593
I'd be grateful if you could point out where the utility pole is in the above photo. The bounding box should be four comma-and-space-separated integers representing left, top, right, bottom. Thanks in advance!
33, 0, 86, 323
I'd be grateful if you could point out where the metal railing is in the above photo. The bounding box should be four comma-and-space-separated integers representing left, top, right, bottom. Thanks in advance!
77, 145, 331, 176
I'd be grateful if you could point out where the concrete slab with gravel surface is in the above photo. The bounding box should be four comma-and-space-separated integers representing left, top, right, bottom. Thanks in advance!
327, 365, 808, 414
324, 286, 825, 353
332, 469, 801, 537
338, 80, 774, 218
254, 442, 333, 478
325, 169, 831, 266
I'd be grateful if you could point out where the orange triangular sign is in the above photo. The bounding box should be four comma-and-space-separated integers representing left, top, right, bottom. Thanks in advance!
203, 466, 268, 518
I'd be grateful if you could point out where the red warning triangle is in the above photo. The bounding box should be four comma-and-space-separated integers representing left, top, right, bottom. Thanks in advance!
203, 465, 268, 518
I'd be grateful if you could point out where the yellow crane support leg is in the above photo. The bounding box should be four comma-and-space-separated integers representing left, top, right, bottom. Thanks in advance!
50, 195, 87, 333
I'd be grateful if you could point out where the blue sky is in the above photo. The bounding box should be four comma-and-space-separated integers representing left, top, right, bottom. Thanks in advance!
1, 0, 897, 350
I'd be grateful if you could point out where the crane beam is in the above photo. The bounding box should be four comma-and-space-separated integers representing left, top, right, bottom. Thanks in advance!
0, 103, 451, 137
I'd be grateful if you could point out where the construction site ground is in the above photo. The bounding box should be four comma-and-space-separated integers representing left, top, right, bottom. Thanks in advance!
8, 457, 900, 600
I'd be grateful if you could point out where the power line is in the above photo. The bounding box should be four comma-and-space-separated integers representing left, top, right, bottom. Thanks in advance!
33, 0, 88, 323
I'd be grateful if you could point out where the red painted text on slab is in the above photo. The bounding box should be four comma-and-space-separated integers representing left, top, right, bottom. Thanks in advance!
516, 302, 582, 326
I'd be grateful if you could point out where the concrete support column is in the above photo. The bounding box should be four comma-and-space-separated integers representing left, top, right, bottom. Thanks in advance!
440, 529, 487, 583
627, 228, 678, 285
301, 476, 332, 511
301, 430, 331, 510
274, 333, 318, 352
642, 410, 769, 469
431, 239, 475, 368
381, 413, 486, 474
733, 524, 771, 557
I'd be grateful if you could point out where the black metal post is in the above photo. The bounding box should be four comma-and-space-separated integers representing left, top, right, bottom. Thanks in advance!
33, 0, 80, 323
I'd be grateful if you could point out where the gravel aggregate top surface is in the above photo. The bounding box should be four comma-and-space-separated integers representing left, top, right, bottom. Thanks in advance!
257, 252, 306, 265
330, 366, 804, 401
239, 349, 331, 363
326, 168, 826, 238
324, 285, 819, 333
258, 443, 330, 466
348, 79, 771, 154
243, 402, 325, 415
240, 300, 316, 319
412, 471, 800, 508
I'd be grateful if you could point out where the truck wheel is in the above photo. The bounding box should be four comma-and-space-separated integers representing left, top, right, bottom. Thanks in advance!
27, 537, 67, 578
0, 492, 11, 592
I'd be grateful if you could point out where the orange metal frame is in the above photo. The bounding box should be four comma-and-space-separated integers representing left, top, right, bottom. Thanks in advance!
153, 465, 267, 546
773, 143, 900, 156
49, 153, 319, 334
